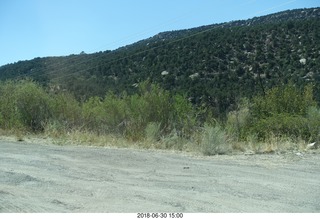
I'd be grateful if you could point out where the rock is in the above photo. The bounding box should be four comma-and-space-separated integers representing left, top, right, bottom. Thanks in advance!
299, 58, 306, 65
307, 142, 318, 150
189, 73, 199, 79
296, 152, 303, 157
161, 70, 169, 76
244, 150, 255, 155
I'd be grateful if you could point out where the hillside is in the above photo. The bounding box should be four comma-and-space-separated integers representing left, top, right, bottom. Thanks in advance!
0, 7, 319, 116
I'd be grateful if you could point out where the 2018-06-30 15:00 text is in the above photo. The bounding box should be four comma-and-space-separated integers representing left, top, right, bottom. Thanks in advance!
137, 213, 183, 218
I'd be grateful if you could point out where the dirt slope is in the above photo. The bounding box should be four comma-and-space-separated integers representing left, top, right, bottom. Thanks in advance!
0, 140, 319, 212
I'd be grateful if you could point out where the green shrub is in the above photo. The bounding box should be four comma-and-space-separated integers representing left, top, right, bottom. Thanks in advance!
247, 83, 317, 141
82, 96, 107, 133
249, 113, 310, 140
80, 81, 196, 141
124, 93, 148, 140
226, 98, 250, 140
120, 81, 195, 141
251, 83, 316, 119
0, 80, 53, 132
306, 106, 320, 141
135, 81, 173, 132
0, 81, 22, 129
172, 94, 197, 137
15, 80, 53, 131
103, 92, 127, 132
51, 92, 82, 129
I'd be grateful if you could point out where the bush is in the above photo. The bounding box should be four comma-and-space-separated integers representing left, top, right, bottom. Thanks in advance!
172, 94, 198, 137
51, 92, 82, 129
0, 80, 53, 132
226, 98, 250, 140
139, 82, 172, 127
103, 92, 127, 133
123, 93, 149, 140
79, 81, 197, 141
249, 114, 310, 140
14, 81, 53, 131
200, 124, 231, 155
306, 106, 320, 141
109, 81, 197, 141
82, 96, 107, 133
247, 83, 318, 141
251, 83, 316, 119
0, 81, 22, 129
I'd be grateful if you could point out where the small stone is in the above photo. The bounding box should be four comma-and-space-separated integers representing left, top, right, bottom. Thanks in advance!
299, 58, 306, 65
296, 152, 303, 156
244, 150, 255, 155
161, 70, 169, 76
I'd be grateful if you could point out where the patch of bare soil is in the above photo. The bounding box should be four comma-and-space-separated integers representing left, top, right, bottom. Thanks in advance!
0, 140, 319, 212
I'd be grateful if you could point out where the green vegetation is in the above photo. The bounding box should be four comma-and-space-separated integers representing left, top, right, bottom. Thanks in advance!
227, 83, 319, 143
1, 8, 319, 119
0, 79, 319, 155
0, 79, 199, 143
0, 8, 319, 154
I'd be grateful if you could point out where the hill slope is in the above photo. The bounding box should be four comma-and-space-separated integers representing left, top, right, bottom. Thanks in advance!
1, 7, 319, 115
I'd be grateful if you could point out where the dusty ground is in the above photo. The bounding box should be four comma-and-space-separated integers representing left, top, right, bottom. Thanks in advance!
0, 139, 319, 213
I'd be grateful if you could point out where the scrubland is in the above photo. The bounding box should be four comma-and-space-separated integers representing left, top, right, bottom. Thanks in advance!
0, 79, 319, 155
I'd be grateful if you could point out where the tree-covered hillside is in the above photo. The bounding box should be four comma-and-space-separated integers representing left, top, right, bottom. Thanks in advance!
1, 7, 319, 117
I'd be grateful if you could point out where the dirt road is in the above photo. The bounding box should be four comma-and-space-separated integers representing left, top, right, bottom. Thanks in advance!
0, 140, 319, 213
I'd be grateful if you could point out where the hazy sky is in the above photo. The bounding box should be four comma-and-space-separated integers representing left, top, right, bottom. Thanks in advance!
0, 0, 319, 66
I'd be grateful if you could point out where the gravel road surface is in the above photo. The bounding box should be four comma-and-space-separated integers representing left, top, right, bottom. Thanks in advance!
0, 140, 319, 212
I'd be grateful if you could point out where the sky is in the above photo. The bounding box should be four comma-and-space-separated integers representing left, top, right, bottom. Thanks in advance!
0, 0, 319, 66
